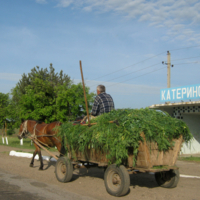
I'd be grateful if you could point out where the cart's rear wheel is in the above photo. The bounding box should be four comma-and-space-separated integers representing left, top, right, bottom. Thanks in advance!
55, 157, 73, 183
104, 164, 130, 197
155, 169, 179, 188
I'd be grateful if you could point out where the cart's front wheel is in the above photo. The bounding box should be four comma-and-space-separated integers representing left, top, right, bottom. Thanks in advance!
104, 164, 130, 197
155, 169, 179, 188
55, 157, 73, 183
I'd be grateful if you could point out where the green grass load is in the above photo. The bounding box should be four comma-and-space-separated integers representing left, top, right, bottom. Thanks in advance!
58, 108, 192, 166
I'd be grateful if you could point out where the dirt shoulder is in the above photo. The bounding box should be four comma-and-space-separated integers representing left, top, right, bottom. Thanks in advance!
0, 145, 200, 200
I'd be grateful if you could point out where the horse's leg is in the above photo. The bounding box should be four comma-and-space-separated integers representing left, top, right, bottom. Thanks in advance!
38, 148, 43, 170
30, 149, 37, 167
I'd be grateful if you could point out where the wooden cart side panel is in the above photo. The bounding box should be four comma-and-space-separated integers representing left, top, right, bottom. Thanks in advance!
74, 148, 109, 164
145, 135, 183, 166
147, 142, 164, 166
135, 132, 152, 168
68, 133, 183, 168
168, 135, 183, 166
129, 133, 183, 168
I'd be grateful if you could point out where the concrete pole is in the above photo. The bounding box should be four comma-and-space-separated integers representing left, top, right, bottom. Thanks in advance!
2, 126, 4, 144
5, 121, 8, 145
167, 51, 171, 88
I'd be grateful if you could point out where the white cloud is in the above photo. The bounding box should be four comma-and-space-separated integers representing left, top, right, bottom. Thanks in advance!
175, 35, 186, 40
0, 73, 22, 82
183, 29, 194, 36
54, 0, 200, 44
56, 0, 73, 7
172, 24, 185, 32
36, 0, 47, 4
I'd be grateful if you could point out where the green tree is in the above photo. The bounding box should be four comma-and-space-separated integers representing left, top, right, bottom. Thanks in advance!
19, 77, 57, 123
11, 64, 95, 124
56, 83, 95, 122
12, 63, 71, 104
0, 93, 9, 127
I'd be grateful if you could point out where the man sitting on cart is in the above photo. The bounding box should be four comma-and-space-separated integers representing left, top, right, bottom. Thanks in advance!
91, 85, 115, 116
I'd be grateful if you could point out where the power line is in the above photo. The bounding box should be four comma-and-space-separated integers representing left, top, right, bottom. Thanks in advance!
169, 44, 200, 52
86, 45, 200, 87
87, 60, 199, 89
105, 61, 199, 88
172, 55, 200, 61
173, 61, 199, 65
89, 62, 161, 88
91, 45, 200, 82
106, 66, 166, 88
106, 62, 160, 82
85, 51, 166, 83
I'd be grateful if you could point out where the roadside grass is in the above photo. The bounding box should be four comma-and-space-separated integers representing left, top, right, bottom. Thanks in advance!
178, 156, 200, 162
0, 136, 57, 152
0, 151, 10, 155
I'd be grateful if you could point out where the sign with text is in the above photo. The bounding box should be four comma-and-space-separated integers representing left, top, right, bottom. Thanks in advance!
160, 84, 200, 102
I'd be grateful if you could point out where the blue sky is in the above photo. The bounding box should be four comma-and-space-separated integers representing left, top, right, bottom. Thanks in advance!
0, 0, 200, 108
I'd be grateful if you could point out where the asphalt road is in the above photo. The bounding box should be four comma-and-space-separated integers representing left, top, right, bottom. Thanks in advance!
0, 169, 95, 200
1, 145, 200, 200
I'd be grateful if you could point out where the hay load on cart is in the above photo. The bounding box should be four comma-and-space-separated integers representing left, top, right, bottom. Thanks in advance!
56, 108, 192, 197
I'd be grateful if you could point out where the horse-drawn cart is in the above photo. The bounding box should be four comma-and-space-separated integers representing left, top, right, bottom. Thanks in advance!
18, 63, 186, 197
54, 132, 183, 197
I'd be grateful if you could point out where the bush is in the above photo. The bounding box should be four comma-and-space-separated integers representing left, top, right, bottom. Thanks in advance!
7, 128, 15, 136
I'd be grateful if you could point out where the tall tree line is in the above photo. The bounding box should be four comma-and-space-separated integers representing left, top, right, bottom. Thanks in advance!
0, 64, 95, 128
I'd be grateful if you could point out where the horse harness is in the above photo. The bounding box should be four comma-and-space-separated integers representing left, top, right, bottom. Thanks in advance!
23, 120, 62, 147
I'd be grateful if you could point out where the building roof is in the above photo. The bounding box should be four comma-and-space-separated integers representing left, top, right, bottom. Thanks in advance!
149, 100, 200, 109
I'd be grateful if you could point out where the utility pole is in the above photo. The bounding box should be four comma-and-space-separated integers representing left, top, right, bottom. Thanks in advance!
167, 51, 171, 88
162, 51, 173, 88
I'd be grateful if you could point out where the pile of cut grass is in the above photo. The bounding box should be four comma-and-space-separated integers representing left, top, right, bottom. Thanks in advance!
58, 108, 192, 166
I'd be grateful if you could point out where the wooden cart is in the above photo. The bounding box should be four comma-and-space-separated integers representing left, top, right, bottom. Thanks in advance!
54, 132, 183, 197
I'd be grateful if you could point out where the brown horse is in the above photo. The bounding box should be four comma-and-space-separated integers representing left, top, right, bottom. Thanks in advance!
18, 119, 65, 170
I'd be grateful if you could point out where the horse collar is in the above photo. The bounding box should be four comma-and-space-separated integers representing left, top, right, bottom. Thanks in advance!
32, 123, 38, 138
22, 120, 28, 133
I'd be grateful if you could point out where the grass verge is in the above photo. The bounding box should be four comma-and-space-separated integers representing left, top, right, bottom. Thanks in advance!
0, 136, 57, 152
178, 156, 200, 162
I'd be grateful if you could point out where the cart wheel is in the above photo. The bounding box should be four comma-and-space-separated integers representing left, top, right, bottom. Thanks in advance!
55, 157, 73, 183
104, 164, 130, 197
155, 169, 179, 188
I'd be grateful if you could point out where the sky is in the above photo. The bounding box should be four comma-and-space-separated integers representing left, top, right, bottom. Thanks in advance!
0, 0, 200, 109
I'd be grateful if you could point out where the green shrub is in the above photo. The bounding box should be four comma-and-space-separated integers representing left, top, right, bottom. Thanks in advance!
7, 128, 15, 136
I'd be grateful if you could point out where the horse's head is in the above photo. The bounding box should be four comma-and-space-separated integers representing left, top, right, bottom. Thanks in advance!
18, 120, 29, 139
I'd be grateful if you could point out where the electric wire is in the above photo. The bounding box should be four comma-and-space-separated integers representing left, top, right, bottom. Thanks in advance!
88, 60, 199, 88
104, 61, 199, 88
106, 66, 166, 88
85, 51, 166, 83
85, 45, 200, 89
172, 55, 200, 61
87, 45, 200, 83
173, 61, 199, 65
105, 62, 160, 82
169, 44, 200, 52
89, 62, 161, 88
